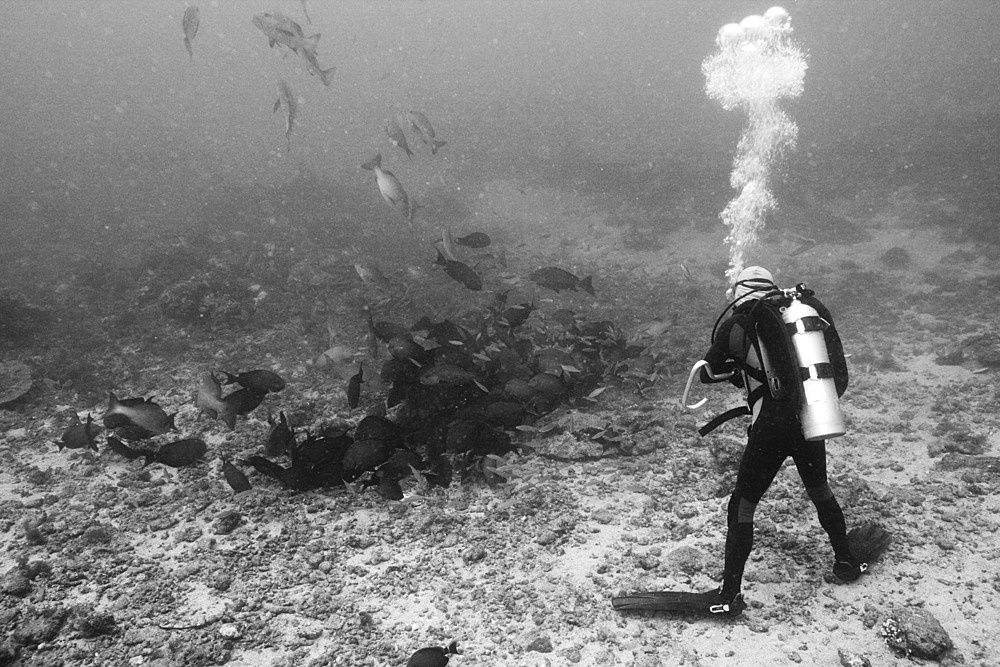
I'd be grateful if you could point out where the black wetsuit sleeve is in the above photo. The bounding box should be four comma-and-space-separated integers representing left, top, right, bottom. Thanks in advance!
806, 296, 849, 396
700, 315, 743, 386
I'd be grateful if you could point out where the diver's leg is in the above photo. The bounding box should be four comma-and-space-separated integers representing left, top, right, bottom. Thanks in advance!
720, 417, 786, 601
794, 442, 857, 580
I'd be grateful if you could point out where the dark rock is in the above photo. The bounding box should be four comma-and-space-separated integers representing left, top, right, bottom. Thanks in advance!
82, 524, 113, 545
462, 545, 487, 564
837, 648, 871, 667
881, 607, 954, 660
0, 641, 18, 666
13, 606, 68, 646
212, 510, 241, 535
524, 634, 554, 653
1, 567, 32, 597
76, 610, 117, 638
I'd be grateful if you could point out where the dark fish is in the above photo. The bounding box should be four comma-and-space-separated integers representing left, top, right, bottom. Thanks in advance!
376, 473, 404, 500
299, 46, 336, 86
386, 117, 414, 158
528, 372, 565, 397
274, 80, 297, 151
407, 640, 461, 667
388, 335, 426, 364
143, 439, 207, 468
354, 415, 401, 442
378, 449, 423, 479
222, 458, 252, 493
434, 248, 482, 291
220, 388, 267, 427
529, 267, 595, 295
106, 436, 142, 461
221, 369, 286, 394
355, 261, 393, 291
347, 364, 363, 409
291, 432, 352, 470
242, 455, 303, 489
57, 413, 102, 452
361, 153, 413, 222
407, 110, 447, 155
265, 411, 296, 457
419, 364, 477, 387
251, 12, 317, 55
365, 306, 380, 359
342, 438, 392, 477
182, 6, 200, 59
454, 232, 491, 248
374, 321, 411, 342
103, 393, 176, 436
499, 300, 534, 329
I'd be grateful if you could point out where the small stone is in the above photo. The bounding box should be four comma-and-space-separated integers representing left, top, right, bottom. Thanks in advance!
462, 545, 487, 564
212, 510, 241, 535
175, 525, 203, 543
837, 648, 871, 667
218, 623, 241, 640
82, 524, 113, 545
535, 529, 559, 546
524, 634, 553, 653
881, 607, 954, 660
77, 611, 116, 638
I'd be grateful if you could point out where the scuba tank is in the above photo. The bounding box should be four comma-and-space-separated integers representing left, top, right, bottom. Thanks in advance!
780, 293, 846, 441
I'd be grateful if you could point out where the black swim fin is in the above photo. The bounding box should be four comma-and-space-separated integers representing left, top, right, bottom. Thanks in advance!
612, 589, 746, 616
847, 522, 892, 565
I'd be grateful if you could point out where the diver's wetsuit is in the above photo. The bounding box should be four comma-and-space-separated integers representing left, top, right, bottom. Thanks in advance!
701, 294, 854, 602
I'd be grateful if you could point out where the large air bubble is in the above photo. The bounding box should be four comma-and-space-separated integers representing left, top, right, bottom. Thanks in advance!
702, 6, 806, 284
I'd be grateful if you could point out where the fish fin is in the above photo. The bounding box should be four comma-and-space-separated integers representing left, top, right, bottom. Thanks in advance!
580, 275, 595, 296
220, 371, 239, 385
432, 139, 447, 155
360, 154, 381, 171
447, 641, 461, 655
320, 66, 336, 86
56, 442, 64, 451
268, 38, 277, 48
405, 146, 413, 158
220, 407, 238, 430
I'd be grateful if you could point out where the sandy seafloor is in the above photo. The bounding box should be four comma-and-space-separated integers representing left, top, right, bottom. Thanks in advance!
2, 158, 1000, 667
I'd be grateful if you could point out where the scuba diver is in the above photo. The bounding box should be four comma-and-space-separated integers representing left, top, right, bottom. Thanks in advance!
697, 266, 859, 610
613, 266, 890, 617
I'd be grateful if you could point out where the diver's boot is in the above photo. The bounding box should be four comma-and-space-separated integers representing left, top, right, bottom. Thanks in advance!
833, 559, 863, 583
719, 522, 754, 602
834, 523, 893, 582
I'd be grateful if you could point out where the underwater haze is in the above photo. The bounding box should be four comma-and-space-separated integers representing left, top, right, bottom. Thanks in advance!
2, 0, 998, 288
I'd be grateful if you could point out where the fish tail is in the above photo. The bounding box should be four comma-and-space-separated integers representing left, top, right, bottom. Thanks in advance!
360, 154, 382, 171
184, 37, 193, 59
431, 139, 447, 155
405, 146, 413, 158
220, 406, 238, 430
89, 440, 99, 452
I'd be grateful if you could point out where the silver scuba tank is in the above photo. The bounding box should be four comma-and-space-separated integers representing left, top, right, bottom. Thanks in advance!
781, 297, 846, 441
